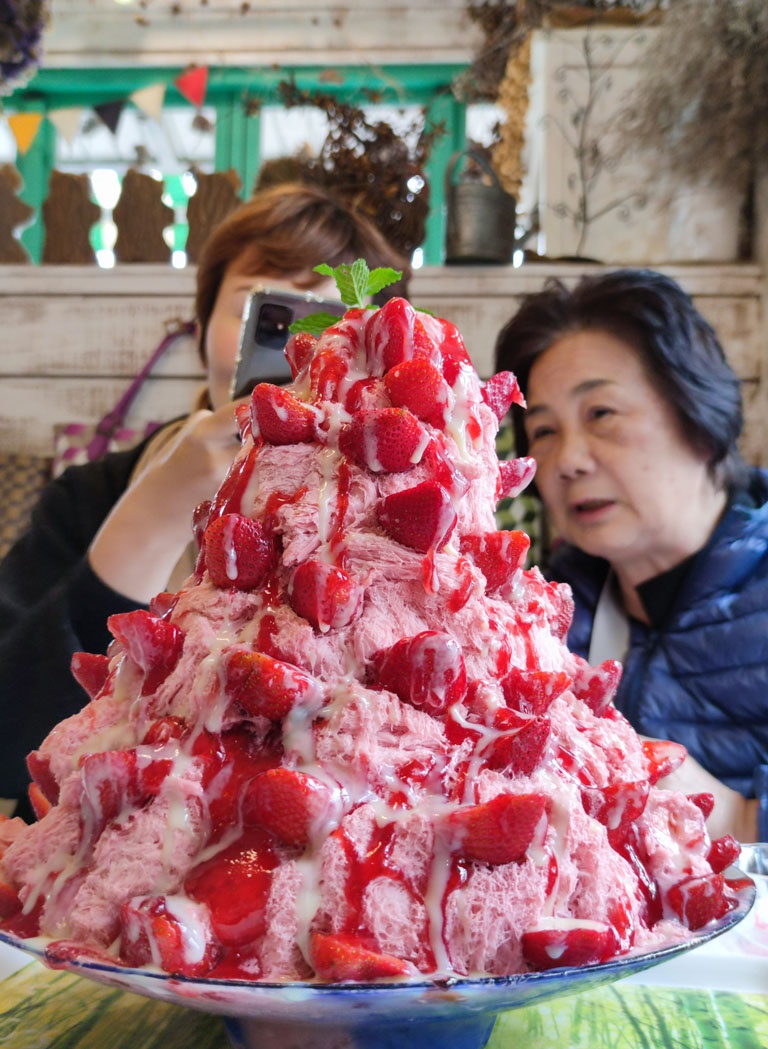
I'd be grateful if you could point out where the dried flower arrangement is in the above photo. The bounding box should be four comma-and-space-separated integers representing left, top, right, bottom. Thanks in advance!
621, 0, 768, 192
275, 81, 444, 259
0, 0, 49, 94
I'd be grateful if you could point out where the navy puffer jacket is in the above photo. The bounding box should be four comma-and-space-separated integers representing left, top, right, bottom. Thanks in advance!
549, 468, 768, 837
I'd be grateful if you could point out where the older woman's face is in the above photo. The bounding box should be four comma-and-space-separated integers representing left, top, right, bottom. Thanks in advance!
525, 329, 722, 584
204, 260, 337, 410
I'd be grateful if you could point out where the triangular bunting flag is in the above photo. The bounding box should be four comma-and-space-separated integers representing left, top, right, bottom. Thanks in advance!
7, 112, 44, 155
94, 99, 126, 135
131, 83, 167, 121
48, 106, 85, 144
174, 66, 209, 108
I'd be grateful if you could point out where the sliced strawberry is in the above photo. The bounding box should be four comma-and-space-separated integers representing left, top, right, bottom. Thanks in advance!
204, 512, 275, 591
384, 357, 452, 429
379, 480, 457, 553
500, 667, 571, 716
707, 834, 740, 874
289, 559, 363, 632
422, 439, 471, 500
70, 652, 111, 700
642, 739, 687, 785
107, 610, 184, 695
148, 591, 179, 618
191, 500, 212, 550
460, 530, 530, 594
580, 779, 650, 844
570, 658, 622, 715
251, 384, 316, 444
338, 407, 428, 474
485, 713, 551, 774
234, 401, 252, 440
369, 631, 468, 716
688, 792, 716, 820
28, 782, 52, 820
364, 297, 437, 375
311, 932, 410, 981
481, 371, 525, 419
242, 767, 335, 846
185, 827, 279, 947
497, 456, 537, 500
344, 377, 390, 413
120, 895, 220, 977
0, 873, 21, 919
310, 348, 349, 401
522, 918, 617, 970
665, 872, 730, 930
141, 716, 187, 746
223, 650, 319, 720
79, 748, 171, 830
26, 751, 59, 805
446, 792, 548, 865
285, 330, 318, 376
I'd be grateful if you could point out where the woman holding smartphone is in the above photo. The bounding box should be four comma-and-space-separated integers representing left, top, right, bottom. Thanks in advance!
0, 182, 407, 816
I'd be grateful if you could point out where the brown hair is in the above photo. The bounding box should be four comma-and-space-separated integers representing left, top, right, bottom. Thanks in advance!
194, 182, 411, 361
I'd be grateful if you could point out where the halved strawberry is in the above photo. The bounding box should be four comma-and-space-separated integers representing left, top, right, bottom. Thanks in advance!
379, 480, 457, 553
369, 630, 467, 716
642, 738, 687, 785
384, 358, 452, 429
665, 872, 730, 930
460, 530, 530, 593
204, 513, 275, 591
184, 827, 279, 947
344, 377, 390, 413
445, 792, 548, 865
311, 932, 411, 981
70, 652, 111, 700
485, 713, 551, 774
497, 457, 537, 500
242, 767, 335, 846
707, 834, 740, 874
288, 559, 363, 632
522, 918, 617, 970
120, 895, 220, 977
364, 297, 435, 374
500, 667, 571, 716
481, 371, 525, 419
580, 779, 650, 844
251, 384, 317, 444
223, 650, 319, 720
570, 658, 622, 715
107, 610, 184, 695
338, 407, 428, 474
285, 330, 318, 376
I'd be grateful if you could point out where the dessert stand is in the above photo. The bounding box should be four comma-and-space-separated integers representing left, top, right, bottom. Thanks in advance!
0, 872, 755, 1049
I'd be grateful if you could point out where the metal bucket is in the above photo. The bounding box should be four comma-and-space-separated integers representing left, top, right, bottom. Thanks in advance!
445, 150, 517, 265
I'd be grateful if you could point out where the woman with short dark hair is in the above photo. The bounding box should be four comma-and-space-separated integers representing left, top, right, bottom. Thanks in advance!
495, 268, 768, 843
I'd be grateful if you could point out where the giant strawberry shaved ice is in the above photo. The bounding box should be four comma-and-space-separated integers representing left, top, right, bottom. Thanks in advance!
0, 295, 742, 983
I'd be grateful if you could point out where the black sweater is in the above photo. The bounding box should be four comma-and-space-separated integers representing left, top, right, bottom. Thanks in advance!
0, 442, 151, 810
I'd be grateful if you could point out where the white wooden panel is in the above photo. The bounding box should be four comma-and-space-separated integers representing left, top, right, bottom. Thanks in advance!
43, 1, 478, 66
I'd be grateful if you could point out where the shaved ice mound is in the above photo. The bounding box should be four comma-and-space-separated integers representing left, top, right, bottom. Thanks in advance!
0, 295, 742, 982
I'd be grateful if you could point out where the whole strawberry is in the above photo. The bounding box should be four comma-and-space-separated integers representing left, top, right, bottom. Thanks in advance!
251, 384, 317, 444
204, 513, 274, 591
289, 559, 363, 632
384, 358, 452, 429
379, 480, 457, 553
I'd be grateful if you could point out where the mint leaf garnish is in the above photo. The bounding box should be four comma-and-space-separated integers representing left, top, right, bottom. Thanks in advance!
314, 260, 403, 308
288, 312, 346, 337
288, 260, 404, 336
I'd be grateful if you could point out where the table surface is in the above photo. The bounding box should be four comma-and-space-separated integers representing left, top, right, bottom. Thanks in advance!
1, 889, 767, 1049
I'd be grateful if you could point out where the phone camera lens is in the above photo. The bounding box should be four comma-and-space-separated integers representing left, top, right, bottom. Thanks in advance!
256, 303, 294, 350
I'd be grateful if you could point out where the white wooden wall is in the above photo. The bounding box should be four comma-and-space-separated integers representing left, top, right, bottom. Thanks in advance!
1, 263, 764, 465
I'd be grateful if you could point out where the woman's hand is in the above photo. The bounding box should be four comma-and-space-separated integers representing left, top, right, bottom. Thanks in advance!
655, 747, 758, 843
88, 403, 243, 603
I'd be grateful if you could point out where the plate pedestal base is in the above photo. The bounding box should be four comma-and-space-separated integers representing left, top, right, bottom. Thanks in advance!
225, 1012, 498, 1049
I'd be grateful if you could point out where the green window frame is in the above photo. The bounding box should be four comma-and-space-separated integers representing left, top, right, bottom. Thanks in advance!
6, 63, 468, 264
